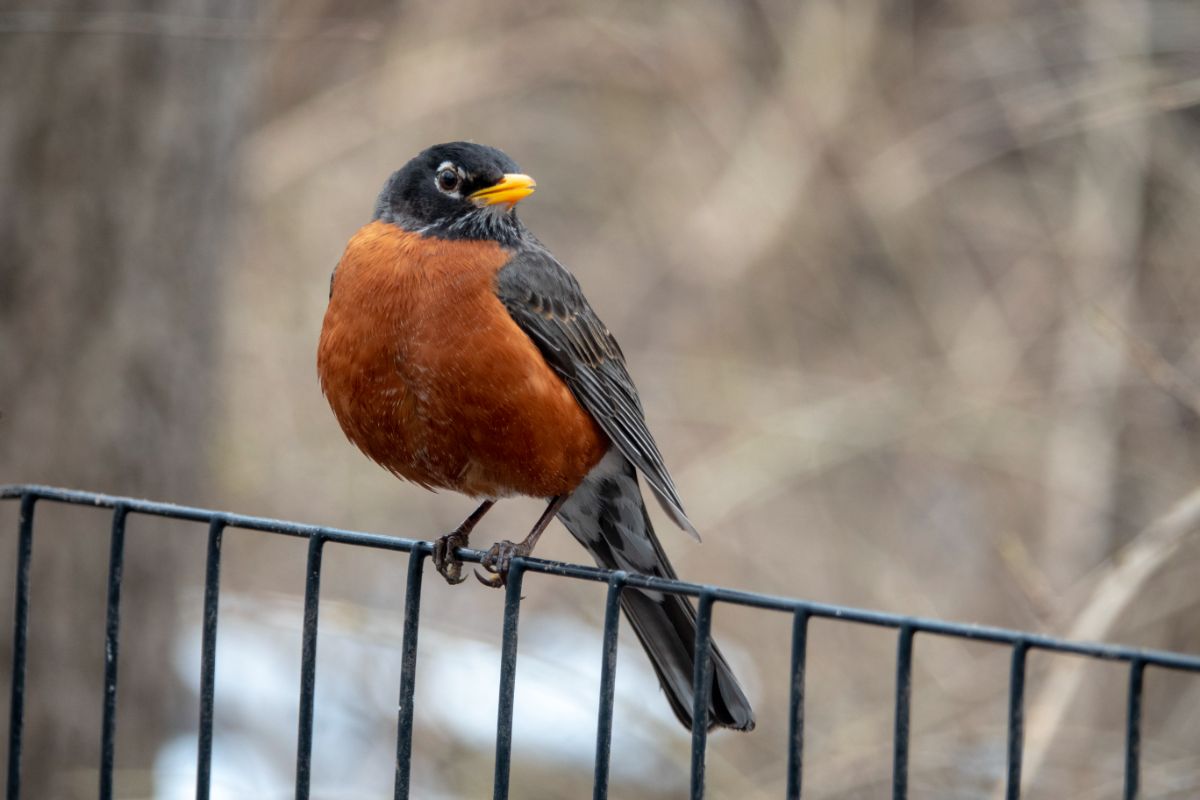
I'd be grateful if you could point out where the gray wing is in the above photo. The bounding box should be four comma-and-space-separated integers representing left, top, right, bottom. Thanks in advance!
494, 245, 700, 540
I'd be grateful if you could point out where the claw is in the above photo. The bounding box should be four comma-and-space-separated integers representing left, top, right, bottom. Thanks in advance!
442, 563, 467, 585
473, 539, 530, 589
430, 500, 496, 586
474, 567, 506, 588
432, 532, 469, 585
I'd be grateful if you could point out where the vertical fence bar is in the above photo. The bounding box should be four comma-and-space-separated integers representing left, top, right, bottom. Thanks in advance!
786, 609, 811, 800
6, 494, 36, 800
592, 573, 626, 800
1123, 658, 1145, 800
393, 547, 427, 800
493, 560, 527, 800
892, 625, 914, 800
294, 535, 325, 800
98, 506, 129, 800
689, 592, 716, 800
195, 519, 226, 800
1005, 641, 1028, 800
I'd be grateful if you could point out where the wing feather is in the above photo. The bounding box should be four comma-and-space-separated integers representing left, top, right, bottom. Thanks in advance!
495, 245, 699, 540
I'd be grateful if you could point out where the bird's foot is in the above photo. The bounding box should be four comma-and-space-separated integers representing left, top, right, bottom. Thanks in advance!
432, 499, 497, 585
474, 539, 532, 588
432, 530, 471, 585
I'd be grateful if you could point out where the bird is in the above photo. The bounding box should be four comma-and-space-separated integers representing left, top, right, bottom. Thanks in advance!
317, 141, 755, 732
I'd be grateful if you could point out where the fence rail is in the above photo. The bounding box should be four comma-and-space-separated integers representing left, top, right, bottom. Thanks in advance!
3, 484, 1199, 799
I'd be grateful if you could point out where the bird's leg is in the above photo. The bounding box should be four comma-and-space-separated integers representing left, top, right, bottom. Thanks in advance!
433, 500, 495, 585
475, 495, 567, 588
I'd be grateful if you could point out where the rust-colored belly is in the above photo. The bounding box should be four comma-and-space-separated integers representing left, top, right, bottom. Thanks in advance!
317, 221, 608, 498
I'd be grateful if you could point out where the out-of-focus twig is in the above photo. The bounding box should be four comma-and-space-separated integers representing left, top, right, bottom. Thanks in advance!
672, 2, 888, 286
1014, 483, 1200, 795
0, 11, 382, 41
1090, 306, 1200, 418
1037, 0, 1149, 592
993, 531, 1060, 624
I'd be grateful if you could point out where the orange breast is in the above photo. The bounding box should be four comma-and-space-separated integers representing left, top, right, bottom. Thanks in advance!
317, 220, 609, 499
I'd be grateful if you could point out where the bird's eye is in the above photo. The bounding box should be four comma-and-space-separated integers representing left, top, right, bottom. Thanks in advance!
436, 168, 460, 193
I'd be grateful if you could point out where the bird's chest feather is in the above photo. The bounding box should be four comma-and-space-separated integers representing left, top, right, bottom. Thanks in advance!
316, 221, 607, 498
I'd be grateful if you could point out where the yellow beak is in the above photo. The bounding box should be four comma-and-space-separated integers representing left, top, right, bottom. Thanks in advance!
468, 173, 536, 208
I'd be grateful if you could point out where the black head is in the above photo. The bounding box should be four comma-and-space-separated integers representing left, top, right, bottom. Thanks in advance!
373, 142, 535, 245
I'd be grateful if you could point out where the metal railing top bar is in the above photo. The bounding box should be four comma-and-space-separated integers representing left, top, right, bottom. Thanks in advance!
5, 483, 1200, 673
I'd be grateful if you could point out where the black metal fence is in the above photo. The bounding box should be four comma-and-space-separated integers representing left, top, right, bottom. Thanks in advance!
3, 484, 1200, 799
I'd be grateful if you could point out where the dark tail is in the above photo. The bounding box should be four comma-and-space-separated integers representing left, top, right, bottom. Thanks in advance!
557, 451, 755, 732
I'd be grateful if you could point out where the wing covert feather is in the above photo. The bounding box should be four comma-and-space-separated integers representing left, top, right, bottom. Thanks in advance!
494, 246, 699, 540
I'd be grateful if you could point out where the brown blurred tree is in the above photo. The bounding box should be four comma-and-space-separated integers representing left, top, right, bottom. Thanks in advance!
0, 4, 254, 796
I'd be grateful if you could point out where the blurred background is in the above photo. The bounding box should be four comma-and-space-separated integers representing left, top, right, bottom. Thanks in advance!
3, 0, 1200, 797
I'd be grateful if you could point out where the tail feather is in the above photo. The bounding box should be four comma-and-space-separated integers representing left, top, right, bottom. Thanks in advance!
558, 449, 755, 732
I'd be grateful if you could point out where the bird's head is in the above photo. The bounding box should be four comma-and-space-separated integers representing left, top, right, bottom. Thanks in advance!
374, 142, 536, 244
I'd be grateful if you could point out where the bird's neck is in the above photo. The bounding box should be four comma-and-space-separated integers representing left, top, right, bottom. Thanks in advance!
380, 207, 528, 249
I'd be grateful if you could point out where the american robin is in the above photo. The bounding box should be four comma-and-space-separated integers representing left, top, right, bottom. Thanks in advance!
317, 142, 755, 732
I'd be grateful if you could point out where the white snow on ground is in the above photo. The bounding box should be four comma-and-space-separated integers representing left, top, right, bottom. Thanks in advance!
155, 590, 686, 798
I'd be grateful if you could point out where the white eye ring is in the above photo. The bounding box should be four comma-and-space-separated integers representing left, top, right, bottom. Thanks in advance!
435, 161, 463, 196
